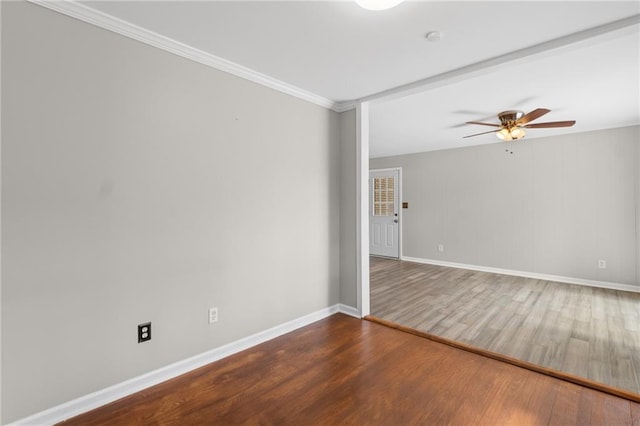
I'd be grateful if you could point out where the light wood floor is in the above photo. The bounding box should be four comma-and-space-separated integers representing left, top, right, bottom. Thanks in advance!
60, 314, 640, 425
370, 256, 640, 395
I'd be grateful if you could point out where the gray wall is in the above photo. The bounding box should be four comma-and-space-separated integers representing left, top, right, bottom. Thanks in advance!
371, 126, 639, 286
1, 2, 343, 422
339, 109, 357, 307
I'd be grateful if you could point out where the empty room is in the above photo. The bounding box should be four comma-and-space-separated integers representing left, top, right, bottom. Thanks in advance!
367, 14, 640, 395
1, 0, 639, 425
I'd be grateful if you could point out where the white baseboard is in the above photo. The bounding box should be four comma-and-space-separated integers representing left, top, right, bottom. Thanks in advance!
337, 303, 362, 318
8, 304, 354, 426
401, 256, 640, 294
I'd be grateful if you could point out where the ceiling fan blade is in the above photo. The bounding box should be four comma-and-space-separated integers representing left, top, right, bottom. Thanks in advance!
523, 120, 576, 128
516, 108, 550, 125
466, 121, 500, 127
463, 129, 499, 138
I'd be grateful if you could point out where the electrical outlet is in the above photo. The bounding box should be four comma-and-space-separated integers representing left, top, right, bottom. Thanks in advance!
138, 322, 151, 343
438, 244, 444, 253
208, 307, 218, 324
598, 260, 606, 269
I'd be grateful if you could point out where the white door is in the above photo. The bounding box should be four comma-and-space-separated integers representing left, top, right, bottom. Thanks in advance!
370, 169, 400, 258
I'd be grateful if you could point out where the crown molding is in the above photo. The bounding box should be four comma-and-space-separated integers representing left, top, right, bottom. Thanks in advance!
333, 100, 357, 113
28, 0, 351, 112
24, 2, 638, 114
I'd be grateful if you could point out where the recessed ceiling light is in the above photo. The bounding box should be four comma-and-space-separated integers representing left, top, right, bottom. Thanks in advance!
425, 31, 443, 42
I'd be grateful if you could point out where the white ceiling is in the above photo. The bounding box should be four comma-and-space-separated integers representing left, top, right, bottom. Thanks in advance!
77, 1, 640, 157
370, 28, 640, 157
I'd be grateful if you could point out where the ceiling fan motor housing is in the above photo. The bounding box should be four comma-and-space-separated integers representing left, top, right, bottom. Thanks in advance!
498, 110, 524, 128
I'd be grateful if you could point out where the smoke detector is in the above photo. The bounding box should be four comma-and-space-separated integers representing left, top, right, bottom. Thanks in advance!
426, 31, 443, 42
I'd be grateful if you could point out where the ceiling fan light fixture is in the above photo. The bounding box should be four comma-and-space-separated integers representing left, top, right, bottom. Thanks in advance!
355, 0, 404, 10
510, 127, 526, 139
496, 128, 511, 141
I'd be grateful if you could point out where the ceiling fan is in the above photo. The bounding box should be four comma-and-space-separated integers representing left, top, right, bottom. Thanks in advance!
463, 108, 576, 141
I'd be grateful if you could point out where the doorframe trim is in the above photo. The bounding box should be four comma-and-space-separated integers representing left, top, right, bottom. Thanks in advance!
369, 167, 402, 260
356, 102, 370, 317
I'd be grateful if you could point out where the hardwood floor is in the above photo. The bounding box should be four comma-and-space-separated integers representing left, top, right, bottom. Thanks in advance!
370, 256, 640, 396
59, 314, 640, 425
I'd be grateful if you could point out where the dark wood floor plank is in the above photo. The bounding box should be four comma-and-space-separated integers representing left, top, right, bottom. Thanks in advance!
59, 314, 639, 426
603, 396, 634, 426
477, 365, 552, 425
548, 381, 581, 426
631, 401, 640, 426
